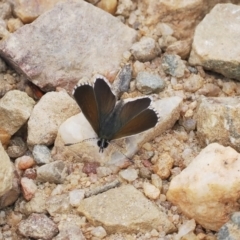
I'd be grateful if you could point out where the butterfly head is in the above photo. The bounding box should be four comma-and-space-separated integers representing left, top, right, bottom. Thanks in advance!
97, 139, 109, 153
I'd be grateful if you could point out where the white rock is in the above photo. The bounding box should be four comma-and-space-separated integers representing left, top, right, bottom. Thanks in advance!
174, 219, 196, 240
167, 143, 240, 231
91, 226, 107, 238
27, 91, 79, 147
0, 90, 35, 135
69, 189, 85, 207
143, 182, 160, 200
119, 168, 138, 182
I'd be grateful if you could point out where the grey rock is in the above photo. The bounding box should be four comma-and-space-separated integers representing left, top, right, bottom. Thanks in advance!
131, 36, 161, 62
37, 160, 68, 184
18, 213, 59, 239
161, 54, 186, 78
0, 2, 11, 19
32, 145, 52, 165
0, 1, 137, 92
0, 90, 35, 136
7, 136, 27, 158
77, 184, 176, 234
136, 71, 165, 94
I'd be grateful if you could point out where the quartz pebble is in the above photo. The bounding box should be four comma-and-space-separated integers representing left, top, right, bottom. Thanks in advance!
119, 168, 138, 182
69, 189, 85, 207
143, 182, 160, 200
21, 177, 37, 201
16, 156, 35, 170
32, 145, 52, 165
91, 226, 107, 238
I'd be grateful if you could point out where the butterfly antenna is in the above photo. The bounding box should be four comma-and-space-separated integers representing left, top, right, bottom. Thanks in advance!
108, 141, 134, 164
65, 138, 97, 146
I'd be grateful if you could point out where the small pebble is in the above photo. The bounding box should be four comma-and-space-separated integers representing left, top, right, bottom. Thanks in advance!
16, 156, 35, 170
119, 168, 138, 182
69, 189, 85, 207
143, 182, 160, 200
23, 168, 37, 179
91, 226, 107, 238
21, 177, 37, 201
32, 145, 52, 165
82, 162, 100, 175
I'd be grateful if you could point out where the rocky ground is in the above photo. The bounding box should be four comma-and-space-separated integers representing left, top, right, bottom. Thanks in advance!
0, 0, 240, 239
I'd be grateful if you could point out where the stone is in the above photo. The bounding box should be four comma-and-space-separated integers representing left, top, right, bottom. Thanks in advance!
189, 4, 240, 81
0, 128, 10, 148
153, 152, 174, 179
97, 0, 118, 14
18, 213, 58, 239
167, 143, 240, 231
197, 97, 240, 152
32, 145, 52, 165
0, 1, 137, 92
21, 177, 37, 201
0, 2, 12, 19
162, 54, 186, 78
7, 137, 28, 158
69, 189, 85, 207
158, 35, 177, 51
0, 142, 13, 197
183, 74, 204, 93
119, 168, 138, 182
16, 156, 35, 170
143, 182, 160, 200
7, 18, 24, 32
136, 71, 165, 94
37, 160, 68, 184
91, 226, 107, 238
130, 36, 161, 62
27, 91, 80, 147
0, 90, 35, 136
0, 57, 6, 72
77, 185, 175, 233
53, 96, 182, 164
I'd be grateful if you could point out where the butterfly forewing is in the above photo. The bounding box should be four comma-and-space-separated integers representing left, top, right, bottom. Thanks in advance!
94, 78, 116, 125
73, 84, 100, 135
110, 98, 159, 139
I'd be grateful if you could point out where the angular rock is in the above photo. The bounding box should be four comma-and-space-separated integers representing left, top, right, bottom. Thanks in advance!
28, 91, 80, 147
18, 213, 59, 239
7, 136, 28, 158
53, 96, 182, 164
37, 160, 68, 184
32, 145, 52, 165
189, 4, 240, 81
21, 177, 37, 201
0, 90, 35, 136
77, 184, 176, 233
197, 97, 240, 152
0, 142, 13, 197
0, 1, 137, 92
167, 143, 240, 231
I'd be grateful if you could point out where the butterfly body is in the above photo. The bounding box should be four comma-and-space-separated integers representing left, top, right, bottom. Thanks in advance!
73, 76, 159, 152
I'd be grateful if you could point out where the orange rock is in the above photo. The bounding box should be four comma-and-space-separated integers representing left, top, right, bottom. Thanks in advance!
16, 156, 35, 170
0, 128, 11, 148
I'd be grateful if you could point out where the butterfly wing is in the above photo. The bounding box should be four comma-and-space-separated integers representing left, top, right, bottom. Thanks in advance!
110, 97, 159, 140
94, 77, 116, 127
73, 83, 100, 135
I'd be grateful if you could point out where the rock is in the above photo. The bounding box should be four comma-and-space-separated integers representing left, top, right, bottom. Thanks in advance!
91, 226, 107, 238
7, 136, 28, 158
189, 4, 240, 81
136, 71, 165, 94
0, 142, 13, 197
27, 91, 80, 147
46, 194, 71, 216
32, 145, 52, 165
16, 156, 35, 170
69, 189, 85, 207
0, 1, 137, 92
23, 168, 37, 180
158, 35, 177, 51
7, 18, 23, 32
174, 219, 196, 240
0, 57, 6, 72
18, 213, 59, 239
197, 83, 221, 97
119, 168, 138, 182
82, 162, 100, 175
97, 0, 118, 14
0, 90, 35, 136
167, 143, 240, 231
77, 185, 176, 233
218, 212, 240, 240
116, 0, 137, 17
153, 152, 174, 179
197, 97, 240, 152
21, 177, 37, 201
0, 128, 10, 148
37, 160, 68, 184
162, 54, 186, 78
53, 220, 86, 240
143, 182, 160, 200
0, 2, 12, 19
53, 96, 182, 164
130, 36, 161, 62
166, 39, 192, 60
13, 0, 61, 23
183, 74, 204, 93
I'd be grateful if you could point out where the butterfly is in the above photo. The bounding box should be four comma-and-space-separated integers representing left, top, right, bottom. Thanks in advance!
72, 76, 159, 152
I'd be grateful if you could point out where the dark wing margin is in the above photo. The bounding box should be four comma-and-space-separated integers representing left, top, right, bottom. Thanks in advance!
94, 77, 116, 125
111, 97, 159, 140
73, 84, 99, 135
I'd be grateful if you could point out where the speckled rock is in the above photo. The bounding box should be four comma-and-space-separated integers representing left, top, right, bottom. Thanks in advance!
77, 184, 176, 233
0, 90, 35, 136
18, 213, 59, 239
7, 137, 28, 158
21, 177, 37, 201
32, 145, 52, 165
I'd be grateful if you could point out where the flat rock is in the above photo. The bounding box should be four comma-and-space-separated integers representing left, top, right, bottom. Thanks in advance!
77, 184, 176, 234
197, 97, 240, 152
27, 91, 79, 147
167, 143, 240, 231
0, 142, 13, 197
0, 1, 137, 92
189, 4, 240, 81
0, 90, 35, 136
52, 96, 182, 164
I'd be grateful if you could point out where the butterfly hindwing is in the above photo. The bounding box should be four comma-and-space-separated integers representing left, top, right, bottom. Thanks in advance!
110, 97, 159, 140
73, 83, 100, 135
